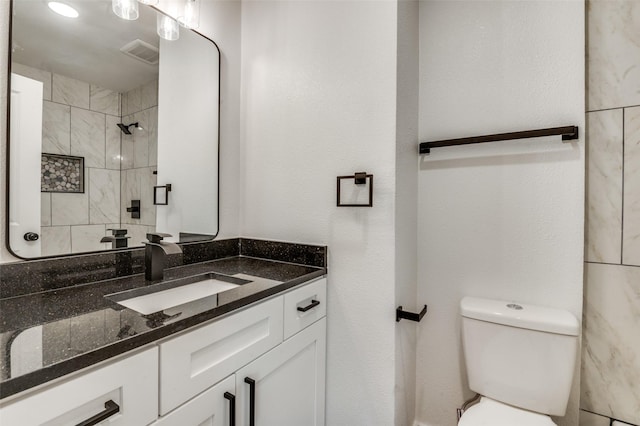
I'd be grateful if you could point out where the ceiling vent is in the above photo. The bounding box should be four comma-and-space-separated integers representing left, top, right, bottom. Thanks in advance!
120, 39, 159, 65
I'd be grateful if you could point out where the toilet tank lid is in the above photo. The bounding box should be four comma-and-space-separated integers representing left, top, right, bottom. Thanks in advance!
460, 297, 579, 336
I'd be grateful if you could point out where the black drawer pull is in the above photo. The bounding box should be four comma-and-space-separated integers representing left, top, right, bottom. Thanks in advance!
224, 392, 236, 426
76, 400, 120, 426
244, 377, 256, 426
297, 300, 320, 312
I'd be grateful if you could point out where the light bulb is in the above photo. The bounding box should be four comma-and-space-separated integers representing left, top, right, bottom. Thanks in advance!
112, 0, 139, 20
177, 0, 200, 29
47, 2, 79, 18
157, 14, 179, 41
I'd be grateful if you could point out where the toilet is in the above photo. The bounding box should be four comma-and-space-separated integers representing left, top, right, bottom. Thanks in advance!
458, 297, 580, 426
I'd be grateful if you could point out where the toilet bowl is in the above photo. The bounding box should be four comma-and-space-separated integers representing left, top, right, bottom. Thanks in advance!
458, 397, 556, 426
459, 297, 579, 426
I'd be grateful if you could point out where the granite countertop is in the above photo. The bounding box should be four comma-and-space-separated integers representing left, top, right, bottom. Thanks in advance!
0, 250, 326, 400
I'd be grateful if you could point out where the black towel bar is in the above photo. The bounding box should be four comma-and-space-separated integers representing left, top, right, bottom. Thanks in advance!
419, 125, 579, 154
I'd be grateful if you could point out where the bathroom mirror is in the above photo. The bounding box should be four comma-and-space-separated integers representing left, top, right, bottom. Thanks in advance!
6, 0, 220, 259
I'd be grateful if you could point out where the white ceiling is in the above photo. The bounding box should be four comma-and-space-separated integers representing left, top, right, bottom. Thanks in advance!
12, 0, 160, 93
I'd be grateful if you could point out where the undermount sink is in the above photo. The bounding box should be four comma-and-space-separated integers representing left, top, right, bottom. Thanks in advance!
106, 273, 252, 315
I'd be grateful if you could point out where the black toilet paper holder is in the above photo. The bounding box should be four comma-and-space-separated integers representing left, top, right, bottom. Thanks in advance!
396, 305, 427, 322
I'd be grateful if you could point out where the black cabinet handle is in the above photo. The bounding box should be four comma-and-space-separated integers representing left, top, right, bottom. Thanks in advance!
297, 300, 320, 312
224, 392, 236, 426
76, 400, 120, 426
244, 377, 256, 426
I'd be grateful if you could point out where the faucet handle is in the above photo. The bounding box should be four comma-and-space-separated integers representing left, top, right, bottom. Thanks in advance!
146, 232, 173, 243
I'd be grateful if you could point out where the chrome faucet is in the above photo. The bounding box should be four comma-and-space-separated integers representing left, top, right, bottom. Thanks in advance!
144, 233, 182, 281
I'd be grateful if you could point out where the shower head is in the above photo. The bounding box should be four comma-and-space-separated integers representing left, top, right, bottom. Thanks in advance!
117, 122, 142, 135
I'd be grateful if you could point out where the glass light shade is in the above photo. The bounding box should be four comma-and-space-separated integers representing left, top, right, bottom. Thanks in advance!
138, 0, 158, 4
157, 14, 179, 41
177, 0, 200, 29
112, 0, 139, 20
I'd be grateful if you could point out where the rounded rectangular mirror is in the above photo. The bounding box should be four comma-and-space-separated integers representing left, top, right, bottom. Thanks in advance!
6, 0, 220, 259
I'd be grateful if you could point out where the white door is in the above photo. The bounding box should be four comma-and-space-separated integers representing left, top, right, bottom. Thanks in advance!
9, 73, 43, 257
236, 319, 326, 426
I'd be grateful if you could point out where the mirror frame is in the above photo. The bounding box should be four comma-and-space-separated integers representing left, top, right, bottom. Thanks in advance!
4, 0, 221, 260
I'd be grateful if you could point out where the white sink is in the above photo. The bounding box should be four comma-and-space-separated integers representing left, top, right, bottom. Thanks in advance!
107, 273, 251, 315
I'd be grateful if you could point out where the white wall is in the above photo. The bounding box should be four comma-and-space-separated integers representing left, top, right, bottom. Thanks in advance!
415, 2, 585, 426
395, 1, 419, 425
239, 1, 401, 424
0, 0, 242, 262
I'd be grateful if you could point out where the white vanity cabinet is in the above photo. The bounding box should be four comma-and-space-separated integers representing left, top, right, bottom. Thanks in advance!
158, 296, 285, 415
0, 347, 158, 426
236, 318, 326, 426
152, 375, 236, 426
156, 277, 327, 426
0, 277, 327, 426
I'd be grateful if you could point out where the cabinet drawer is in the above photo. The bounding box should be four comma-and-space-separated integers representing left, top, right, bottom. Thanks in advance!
159, 296, 284, 414
283, 278, 326, 339
0, 347, 158, 426
153, 375, 235, 426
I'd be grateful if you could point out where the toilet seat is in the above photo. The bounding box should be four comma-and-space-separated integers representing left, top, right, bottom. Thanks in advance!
458, 397, 557, 426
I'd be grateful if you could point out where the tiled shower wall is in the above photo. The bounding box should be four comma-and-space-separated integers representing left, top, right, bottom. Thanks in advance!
581, 1, 640, 425
12, 64, 159, 255
12, 63, 120, 256
120, 80, 158, 246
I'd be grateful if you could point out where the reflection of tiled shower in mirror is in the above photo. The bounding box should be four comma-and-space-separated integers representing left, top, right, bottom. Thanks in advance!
119, 79, 159, 249
11, 63, 158, 256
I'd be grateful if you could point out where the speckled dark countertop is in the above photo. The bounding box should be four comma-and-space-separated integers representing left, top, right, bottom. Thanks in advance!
0, 238, 327, 400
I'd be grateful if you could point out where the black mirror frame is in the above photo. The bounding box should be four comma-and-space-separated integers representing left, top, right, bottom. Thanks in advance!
4, 1, 222, 260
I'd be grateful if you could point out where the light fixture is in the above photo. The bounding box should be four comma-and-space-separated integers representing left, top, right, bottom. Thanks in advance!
112, 0, 139, 20
47, 2, 79, 18
157, 14, 179, 41
138, 0, 158, 4
177, 0, 200, 29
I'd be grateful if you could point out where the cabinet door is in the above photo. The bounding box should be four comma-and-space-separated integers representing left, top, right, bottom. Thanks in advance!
153, 375, 235, 426
236, 318, 326, 426
0, 347, 158, 426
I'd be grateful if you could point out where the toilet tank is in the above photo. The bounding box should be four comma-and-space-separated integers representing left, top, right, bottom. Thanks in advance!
460, 297, 579, 416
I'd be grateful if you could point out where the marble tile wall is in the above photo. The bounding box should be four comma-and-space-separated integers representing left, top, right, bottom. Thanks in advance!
583, 1, 640, 425
14, 64, 160, 254
120, 80, 158, 234
13, 64, 120, 255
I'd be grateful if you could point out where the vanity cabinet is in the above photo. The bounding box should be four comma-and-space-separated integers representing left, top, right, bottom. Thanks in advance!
236, 318, 326, 426
0, 277, 327, 426
0, 347, 158, 426
152, 375, 235, 426
158, 297, 284, 415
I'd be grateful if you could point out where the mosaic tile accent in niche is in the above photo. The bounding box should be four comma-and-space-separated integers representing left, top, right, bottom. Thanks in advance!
41, 153, 84, 193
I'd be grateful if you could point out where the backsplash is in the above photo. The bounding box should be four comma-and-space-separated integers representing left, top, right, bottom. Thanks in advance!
0, 238, 327, 299
582, 1, 640, 424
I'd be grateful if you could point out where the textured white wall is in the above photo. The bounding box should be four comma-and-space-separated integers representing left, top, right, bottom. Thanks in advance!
239, 2, 399, 424
415, 1, 585, 426
395, 1, 419, 425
